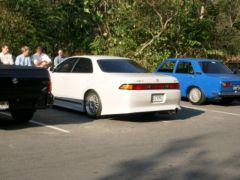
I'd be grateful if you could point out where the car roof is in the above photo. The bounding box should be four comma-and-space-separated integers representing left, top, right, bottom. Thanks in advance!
166, 58, 220, 62
68, 55, 130, 61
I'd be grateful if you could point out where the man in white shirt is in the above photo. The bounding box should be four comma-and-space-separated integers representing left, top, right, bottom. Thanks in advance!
32, 46, 52, 68
0, 45, 14, 108
0, 45, 14, 65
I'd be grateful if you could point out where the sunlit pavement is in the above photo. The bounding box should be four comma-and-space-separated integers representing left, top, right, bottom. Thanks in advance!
0, 100, 240, 180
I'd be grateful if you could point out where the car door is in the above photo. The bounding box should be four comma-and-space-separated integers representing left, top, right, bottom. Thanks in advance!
66, 58, 94, 107
175, 61, 195, 97
51, 58, 78, 99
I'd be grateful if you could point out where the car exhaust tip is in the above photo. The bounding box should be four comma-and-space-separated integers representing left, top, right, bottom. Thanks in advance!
168, 108, 178, 115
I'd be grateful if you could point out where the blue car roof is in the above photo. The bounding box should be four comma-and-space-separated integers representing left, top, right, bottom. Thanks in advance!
166, 58, 220, 62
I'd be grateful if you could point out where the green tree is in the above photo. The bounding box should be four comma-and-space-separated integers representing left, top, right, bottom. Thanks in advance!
1, 0, 240, 68
0, 0, 102, 56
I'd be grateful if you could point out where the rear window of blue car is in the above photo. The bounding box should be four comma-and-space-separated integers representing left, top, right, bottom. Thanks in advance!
199, 61, 233, 74
97, 59, 149, 73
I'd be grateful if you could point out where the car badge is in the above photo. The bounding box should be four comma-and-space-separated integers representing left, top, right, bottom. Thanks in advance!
12, 78, 19, 84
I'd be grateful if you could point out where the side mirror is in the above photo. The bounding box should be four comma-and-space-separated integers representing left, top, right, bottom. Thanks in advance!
48, 66, 55, 72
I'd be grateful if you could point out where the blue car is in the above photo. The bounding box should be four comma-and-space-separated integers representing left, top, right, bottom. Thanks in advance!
156, 58, 240, 105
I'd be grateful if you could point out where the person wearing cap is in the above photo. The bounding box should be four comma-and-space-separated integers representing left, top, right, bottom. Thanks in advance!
0, 45, 14, 65
32, 46, 52, 68
15, 46, 32, 66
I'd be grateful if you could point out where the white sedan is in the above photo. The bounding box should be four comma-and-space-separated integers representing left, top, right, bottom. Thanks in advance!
50, 55, 181, 118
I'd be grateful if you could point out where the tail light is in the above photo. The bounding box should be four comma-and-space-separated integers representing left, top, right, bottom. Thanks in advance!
222, 82, 232, 88
48, 76, 52, 92
119, 83, 179, 90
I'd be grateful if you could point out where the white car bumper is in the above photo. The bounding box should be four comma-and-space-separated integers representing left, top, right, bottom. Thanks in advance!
101, 89, 181, 115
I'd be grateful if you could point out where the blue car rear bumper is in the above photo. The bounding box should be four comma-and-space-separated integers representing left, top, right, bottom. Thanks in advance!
213, 92, 240, 98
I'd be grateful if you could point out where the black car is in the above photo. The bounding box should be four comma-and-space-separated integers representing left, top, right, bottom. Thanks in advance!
0, 65, 53, 122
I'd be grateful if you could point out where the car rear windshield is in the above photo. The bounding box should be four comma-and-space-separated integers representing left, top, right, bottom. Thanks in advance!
97, 59, 149, 73
199, 61, 233, 74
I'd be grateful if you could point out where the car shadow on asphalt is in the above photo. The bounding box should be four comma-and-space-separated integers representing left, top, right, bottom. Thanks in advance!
0, 106, 204, 130
36, 106, 94, 125
108, 107, 204, 123
182, 98, 240, 107
0, 114, 37, 130
99, 133, 240, 180
209, 100, 240, 107
0, 106, 94, 130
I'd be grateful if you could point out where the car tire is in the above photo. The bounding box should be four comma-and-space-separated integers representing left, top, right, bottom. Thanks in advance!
85, 91, 102, 118
10, 109, 34, 123
220, 98, 234, 105
188, 87, 206, 105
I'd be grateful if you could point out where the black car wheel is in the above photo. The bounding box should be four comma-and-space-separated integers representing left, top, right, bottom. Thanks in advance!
10, 109, 35, 123
85, 91, 102, 118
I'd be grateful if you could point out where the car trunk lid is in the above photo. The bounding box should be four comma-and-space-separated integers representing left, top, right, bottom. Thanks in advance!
109, 73, 178, 84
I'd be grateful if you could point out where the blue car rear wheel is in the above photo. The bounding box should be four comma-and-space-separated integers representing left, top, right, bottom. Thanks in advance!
188, 87, 206, 105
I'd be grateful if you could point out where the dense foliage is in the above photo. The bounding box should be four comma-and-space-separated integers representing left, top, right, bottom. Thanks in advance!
0, 0, 240, 70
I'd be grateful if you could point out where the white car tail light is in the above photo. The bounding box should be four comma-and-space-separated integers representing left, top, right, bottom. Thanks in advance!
119, 83, 179, 90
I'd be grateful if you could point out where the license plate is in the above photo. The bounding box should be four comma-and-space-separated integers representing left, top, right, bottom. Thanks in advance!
0, 101, 9, 110
233, 85, 240, 91
151, 94, 164, 103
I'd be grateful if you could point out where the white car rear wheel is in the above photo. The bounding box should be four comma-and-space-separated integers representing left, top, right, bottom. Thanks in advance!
85, 91, 102, 118
188, 87, 206, 105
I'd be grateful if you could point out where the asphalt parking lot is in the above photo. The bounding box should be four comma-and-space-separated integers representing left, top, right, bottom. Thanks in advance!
0, 101, 240, 180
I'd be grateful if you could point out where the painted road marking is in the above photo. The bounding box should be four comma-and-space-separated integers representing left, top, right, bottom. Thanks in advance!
0, 112, 70, 133
182, 105, 240, 117
162, 121, 171, 123
30, 120, 70, 133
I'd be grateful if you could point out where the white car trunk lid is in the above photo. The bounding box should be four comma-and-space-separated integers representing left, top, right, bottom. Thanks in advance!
109, 73, 178, 84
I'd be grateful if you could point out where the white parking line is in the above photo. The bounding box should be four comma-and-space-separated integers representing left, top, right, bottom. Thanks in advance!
182, 105, 240, 117
162, 121, 171, 123
0, 112, 70, 133
30, 120, 70, 133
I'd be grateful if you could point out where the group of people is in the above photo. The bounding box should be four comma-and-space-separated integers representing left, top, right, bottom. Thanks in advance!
0, 45, 65, 68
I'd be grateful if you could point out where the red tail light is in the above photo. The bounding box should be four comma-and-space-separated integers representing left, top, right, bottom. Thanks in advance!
48, 77, 52, 92
119, 83, 179, 90
222, 82, 232, 88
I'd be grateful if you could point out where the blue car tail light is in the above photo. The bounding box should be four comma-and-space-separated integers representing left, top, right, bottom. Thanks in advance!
222, 82, 233, 88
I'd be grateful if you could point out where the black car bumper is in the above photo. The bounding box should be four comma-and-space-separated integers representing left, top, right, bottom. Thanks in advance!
0, 92, 54, 110
218, 92, 240, 98
29, 92, 54, 109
